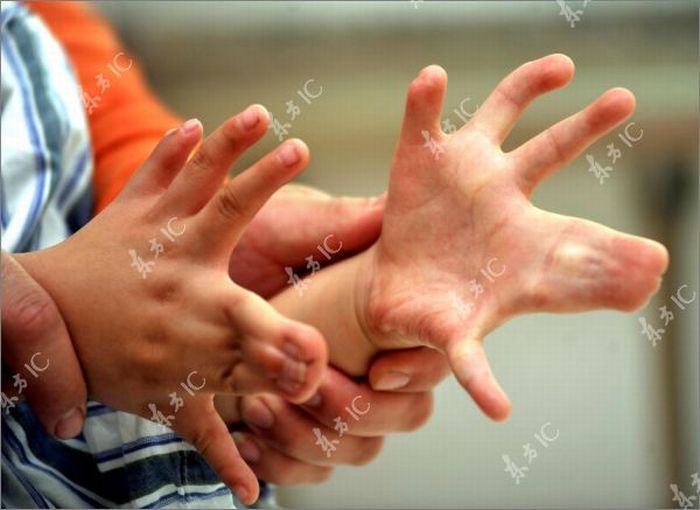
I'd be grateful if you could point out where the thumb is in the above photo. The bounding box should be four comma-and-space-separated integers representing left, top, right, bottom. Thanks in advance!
280, 190, 386, 261
175, 400, 259, 505
446, 336, 511, 421
1, 251, 87, 438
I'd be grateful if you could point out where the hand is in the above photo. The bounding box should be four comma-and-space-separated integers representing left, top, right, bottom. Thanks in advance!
14, 106, 330, 504
215, 347, 449, 485
229, 184, 385, 298
1, 251, 87, 438
356, 54, 669, 421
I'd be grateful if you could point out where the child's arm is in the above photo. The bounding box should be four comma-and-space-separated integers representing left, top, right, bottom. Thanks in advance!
271, 54, 669, 423
15, 107, 327, 505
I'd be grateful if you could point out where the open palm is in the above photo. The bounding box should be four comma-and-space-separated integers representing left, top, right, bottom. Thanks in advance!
358, 54, 668, 420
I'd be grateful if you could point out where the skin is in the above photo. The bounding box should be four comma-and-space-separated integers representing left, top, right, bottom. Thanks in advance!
15, 106, 332, 504
1, 252, 88, 438
2, 159, 449, 493
270, 53, 669, 422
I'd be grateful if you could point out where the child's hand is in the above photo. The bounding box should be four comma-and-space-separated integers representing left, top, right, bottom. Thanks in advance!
356, 54, 668, 421
16, 106, 327, 504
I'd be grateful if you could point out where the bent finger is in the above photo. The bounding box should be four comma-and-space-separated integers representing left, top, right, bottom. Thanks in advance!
369, 346, 450, 392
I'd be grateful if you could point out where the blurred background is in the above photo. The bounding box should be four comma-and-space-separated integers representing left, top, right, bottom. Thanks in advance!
96, 1, 698, 508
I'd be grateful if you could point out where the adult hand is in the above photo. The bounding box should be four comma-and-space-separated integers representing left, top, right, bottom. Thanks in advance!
216, 346, 449, 485
1, 251, 87, 438
229, 184, 385, 298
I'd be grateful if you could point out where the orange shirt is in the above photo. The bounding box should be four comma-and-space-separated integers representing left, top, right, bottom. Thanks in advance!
28, 1, 182, 214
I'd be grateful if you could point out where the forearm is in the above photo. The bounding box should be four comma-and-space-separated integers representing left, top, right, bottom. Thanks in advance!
269, 249, 379, 376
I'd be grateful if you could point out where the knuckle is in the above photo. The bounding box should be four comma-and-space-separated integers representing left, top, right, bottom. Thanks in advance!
545, 127, 565, 163
351, 436, 384, 466
216, 184, 248, 222
189, 148, 215, 174
6, 288, 60, 340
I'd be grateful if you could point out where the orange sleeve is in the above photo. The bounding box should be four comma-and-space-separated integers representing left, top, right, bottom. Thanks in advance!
28, 1, 182, 213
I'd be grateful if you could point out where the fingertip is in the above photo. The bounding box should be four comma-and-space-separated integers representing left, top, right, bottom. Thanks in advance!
279, 325, 327, 404
233, 482, 259, 506
536, 53, 575, 91
411, 64, 448, 99
642, 238, 670, 275
181, 118, 203, 138
276, 138, 309, 170
52, 405, 86, 439
235, 104, 269, 134
548, 53, 575, 75
602, 87, 637, 119
418, 64, 448, 84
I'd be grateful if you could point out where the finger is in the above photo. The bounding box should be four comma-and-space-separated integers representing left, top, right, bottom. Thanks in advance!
214, 291, 327, 403
119, 118, 203, 200
175, 399, 259, 505
369, 347, 450, 392
299, 367, 435, 435
230, 190, 385, 298
470, 54, 575, 144
1, 252, 87, 438
231, 431, 334, 485
191, 138, 310, 261
399, 65, 448, 145
446, 336, 511, 421
525, 216, 669, 313
159, 104, 269, 215
510, 87, 636, 195
240, 395, 384, 466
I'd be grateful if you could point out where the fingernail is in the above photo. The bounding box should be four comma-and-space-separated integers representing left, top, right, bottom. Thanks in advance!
374, 371, 410, 391
54, 407, 84, 439
239, 105, 262, 130
277, 142, 300, 166
181, 118, 201, 134
276, 377, 302, 396
164, 127, 178, 136
232, 432, 260, 462
280, 356, 306, 385
304, 392, 322, 408
233, 484, 250, 504
242, 398, 274, 429
282, 341, 301, 360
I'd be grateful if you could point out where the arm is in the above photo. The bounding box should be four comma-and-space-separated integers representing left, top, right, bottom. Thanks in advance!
270, 248, 377, 376
15, 110, 329, 504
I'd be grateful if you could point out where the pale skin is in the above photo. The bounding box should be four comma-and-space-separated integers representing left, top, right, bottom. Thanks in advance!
270, 54, 669, 421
